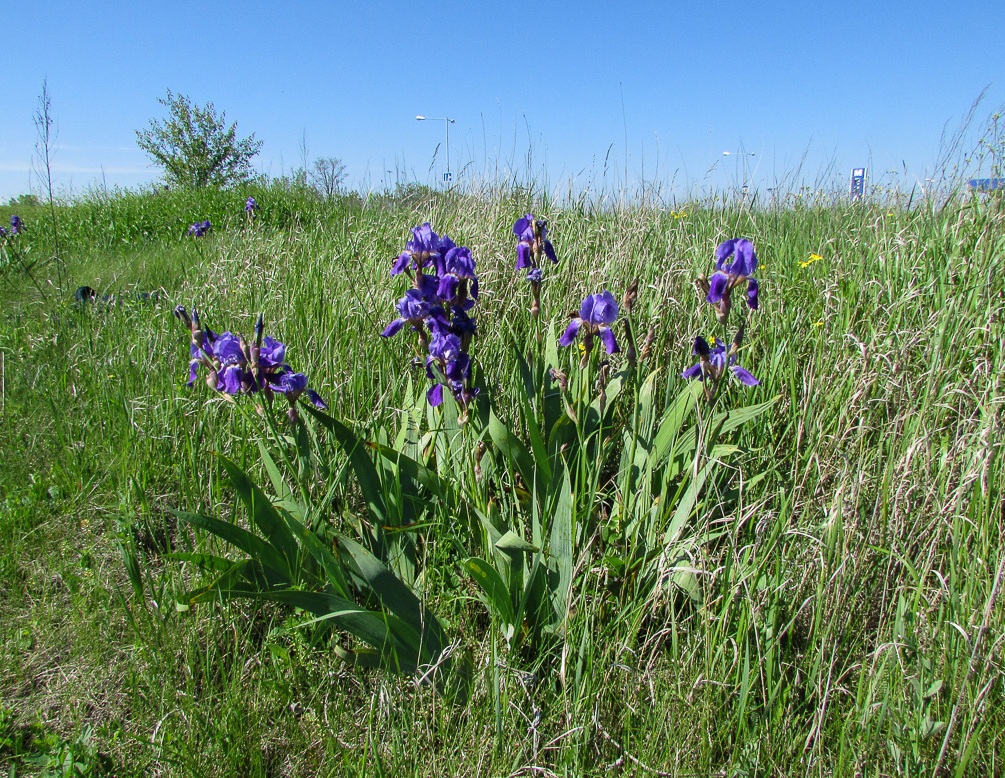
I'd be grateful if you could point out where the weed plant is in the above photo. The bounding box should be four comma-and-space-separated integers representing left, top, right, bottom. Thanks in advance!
0, 180, 1003, 777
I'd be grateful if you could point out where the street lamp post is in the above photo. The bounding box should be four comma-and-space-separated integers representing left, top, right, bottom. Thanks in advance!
416, 115, 456, 184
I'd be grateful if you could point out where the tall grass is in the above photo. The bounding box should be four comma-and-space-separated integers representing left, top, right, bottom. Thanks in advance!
1, 181, 1003, 776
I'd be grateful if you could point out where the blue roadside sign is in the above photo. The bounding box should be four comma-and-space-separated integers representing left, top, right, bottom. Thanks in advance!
850, 168, 866, 198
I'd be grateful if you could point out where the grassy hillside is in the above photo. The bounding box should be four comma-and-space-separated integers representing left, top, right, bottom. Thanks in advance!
0, 184, 1002, 776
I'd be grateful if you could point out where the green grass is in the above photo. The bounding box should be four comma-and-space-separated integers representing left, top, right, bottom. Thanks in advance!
1, 182, 1003, 777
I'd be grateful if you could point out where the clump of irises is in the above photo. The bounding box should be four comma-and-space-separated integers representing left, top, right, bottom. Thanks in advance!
685, 238, 761, 399
245, 197, 257, 220
9, 215, 22, 236
187, 220, 212, 238
513, 214, 557, 317
381, 222, 479, 412
174, 305, 326, 421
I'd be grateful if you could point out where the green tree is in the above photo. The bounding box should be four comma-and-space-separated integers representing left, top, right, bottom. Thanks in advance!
136, 90, 263, 188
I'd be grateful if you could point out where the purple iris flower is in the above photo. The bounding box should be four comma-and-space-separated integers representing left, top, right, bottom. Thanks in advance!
272, 371, 308, 400
381, 289, 432, 338
682, 335, 759, 387
245, 197, 257, 214
428, 331, 463, 364
513, 214, 557, 316
203, 332, 250, 393
559, 290, 620, 355
514, 217, 534, 270
700, 238, 759, 322
183, 330, 243, 392
425, 331, 477, 407
211, 331, 246, 365
436, 245, 479, 303
513, 214, 557, 270
259, 336, 287, 370
270, 371, 327, 409
187, 220, 211, 238
715, 238, 757, 277
10, 215, 22, 235
391, 222, 455, 277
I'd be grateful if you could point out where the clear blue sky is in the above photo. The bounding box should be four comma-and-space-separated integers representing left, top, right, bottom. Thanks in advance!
2, 0, 1003, 201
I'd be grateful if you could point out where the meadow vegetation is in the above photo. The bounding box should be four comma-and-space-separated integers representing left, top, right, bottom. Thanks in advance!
0, 178, 1002, 777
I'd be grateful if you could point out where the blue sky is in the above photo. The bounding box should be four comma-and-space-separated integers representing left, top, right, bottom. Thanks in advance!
2, 0, 1003, 201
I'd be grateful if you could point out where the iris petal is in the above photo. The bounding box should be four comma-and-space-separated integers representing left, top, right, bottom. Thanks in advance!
734, 239, 758, 276
715, 239, 737, 268
307, 389, 328, 409
682, 363, 704, 380
709, 342, 728, 371
706, 272, 729, 304
558, 319, 583, 347
590, 291, 619, 325
746, 278, 759, 309
599, 327, 620, 354
260, 336, 286, 368
391, 252, 411, 276
436, 275, 459, 301
220, 365, 245, 394
730, 366, 760, 386
544, 240, 557, 263
381, 318, 406, 338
